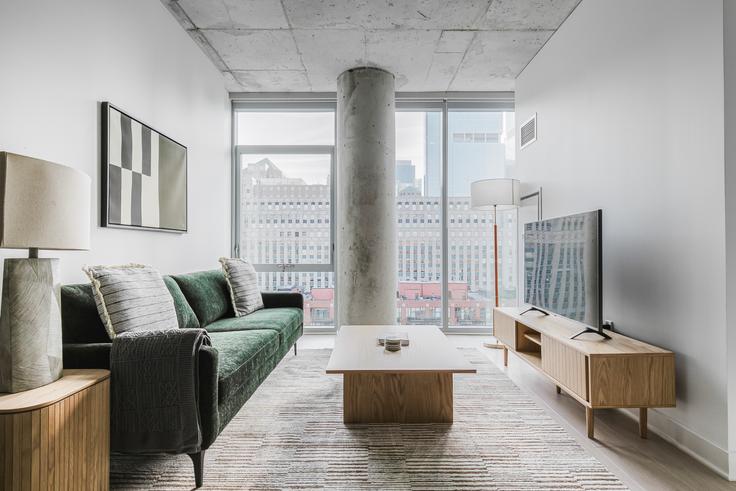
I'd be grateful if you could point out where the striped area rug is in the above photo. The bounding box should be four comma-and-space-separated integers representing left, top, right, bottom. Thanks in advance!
110, 348, 627, 490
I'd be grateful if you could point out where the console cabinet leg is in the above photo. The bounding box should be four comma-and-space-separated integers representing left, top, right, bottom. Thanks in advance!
503, 346, 508, 367
556, 385, 561, 394
639, 408, 648, 439
586, 407, 594, 439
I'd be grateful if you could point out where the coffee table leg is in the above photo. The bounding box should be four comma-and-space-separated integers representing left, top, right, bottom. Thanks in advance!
343, 372, 453, 423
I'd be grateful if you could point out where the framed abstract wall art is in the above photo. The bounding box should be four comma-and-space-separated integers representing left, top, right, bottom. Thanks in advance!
101, 102, 187, 233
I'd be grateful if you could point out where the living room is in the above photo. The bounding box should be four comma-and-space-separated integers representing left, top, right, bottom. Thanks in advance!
1, 0, 735, 490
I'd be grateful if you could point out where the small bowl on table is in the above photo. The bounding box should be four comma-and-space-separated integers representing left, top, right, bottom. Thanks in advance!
384, 335, 402, 352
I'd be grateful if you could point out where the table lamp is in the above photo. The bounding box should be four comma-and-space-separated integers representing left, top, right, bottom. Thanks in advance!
470, 178, 520, 349
0, 152, 90, 393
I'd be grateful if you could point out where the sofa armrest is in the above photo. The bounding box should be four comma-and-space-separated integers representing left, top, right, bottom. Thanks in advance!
261, 292, 303, 310
63, 343, 112, 369
198, 344, 220, 449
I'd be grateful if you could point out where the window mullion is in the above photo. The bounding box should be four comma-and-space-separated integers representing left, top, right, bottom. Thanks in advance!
441, 100, 449, 332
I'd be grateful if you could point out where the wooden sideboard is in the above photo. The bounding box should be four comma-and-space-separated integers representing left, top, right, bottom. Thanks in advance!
0, 369, 110, 490
493, 307, 675, 439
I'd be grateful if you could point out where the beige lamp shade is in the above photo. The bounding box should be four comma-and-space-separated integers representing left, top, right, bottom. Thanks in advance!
0, 152, 90, 250
470, 178, 520, 210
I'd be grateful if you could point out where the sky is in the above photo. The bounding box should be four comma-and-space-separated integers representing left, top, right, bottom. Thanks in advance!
238, 111, 429, 183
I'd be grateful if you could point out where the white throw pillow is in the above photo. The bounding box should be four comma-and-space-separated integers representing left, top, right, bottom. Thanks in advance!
83, 264, 178, 338
219, 257, 264, 317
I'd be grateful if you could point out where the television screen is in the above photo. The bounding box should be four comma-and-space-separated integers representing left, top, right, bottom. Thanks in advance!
524, 210, 602, 328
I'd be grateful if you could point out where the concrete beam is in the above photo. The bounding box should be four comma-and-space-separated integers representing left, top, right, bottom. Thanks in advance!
482, 0, 582, 30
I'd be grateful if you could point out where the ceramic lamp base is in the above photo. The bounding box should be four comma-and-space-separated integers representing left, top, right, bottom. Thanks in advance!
0, 258, 63, 393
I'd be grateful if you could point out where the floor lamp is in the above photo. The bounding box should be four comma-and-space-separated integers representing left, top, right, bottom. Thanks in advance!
470, 178, 520, 349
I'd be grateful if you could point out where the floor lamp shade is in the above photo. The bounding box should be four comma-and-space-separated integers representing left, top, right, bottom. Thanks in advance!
470, 178, 520, 210
0, 152, 91, 393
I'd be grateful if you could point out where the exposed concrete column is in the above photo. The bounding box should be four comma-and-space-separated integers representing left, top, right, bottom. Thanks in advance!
336, 67, 397, 326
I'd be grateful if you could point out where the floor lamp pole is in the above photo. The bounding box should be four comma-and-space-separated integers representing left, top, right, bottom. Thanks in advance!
493, 204, 499, 309
484, 204, 504, 349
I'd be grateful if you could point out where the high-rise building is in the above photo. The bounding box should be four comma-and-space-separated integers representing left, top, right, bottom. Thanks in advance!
425, 113, 442, 197
241, 158, 334, 317
426, 112, 514, 197
396, 160, 415, 185
396, 160, 423, 194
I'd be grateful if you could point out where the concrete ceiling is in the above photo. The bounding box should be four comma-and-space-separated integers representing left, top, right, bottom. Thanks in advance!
161, 0, 581, 92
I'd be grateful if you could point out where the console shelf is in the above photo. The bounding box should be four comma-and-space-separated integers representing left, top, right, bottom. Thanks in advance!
493, 307, 676, 440
523, 332, 541, 346
516, 350, 542, 369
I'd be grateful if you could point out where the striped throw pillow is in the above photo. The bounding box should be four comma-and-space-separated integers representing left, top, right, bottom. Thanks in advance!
83, 264, 179, 338
219, 258, 264, 317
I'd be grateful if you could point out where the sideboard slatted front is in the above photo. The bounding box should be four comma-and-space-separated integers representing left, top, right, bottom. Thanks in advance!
0, 369, 110, 491
541, 335, 588, 401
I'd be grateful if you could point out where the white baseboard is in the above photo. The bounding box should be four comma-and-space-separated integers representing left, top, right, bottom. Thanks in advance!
619, 407, 731, 480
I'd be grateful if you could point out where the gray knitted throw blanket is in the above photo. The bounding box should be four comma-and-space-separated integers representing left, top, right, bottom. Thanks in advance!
110, 328, 211, 454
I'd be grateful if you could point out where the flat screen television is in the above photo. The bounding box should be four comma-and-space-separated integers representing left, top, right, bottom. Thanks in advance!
523, 210, 606, 339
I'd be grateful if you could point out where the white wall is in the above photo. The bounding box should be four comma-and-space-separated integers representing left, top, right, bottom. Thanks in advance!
0, 0, 230, 283
725, 0, 736, 479
515, 0, 730, 476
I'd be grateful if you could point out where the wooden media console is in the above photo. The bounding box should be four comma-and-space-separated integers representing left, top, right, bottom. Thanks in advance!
493, 307, 676, 439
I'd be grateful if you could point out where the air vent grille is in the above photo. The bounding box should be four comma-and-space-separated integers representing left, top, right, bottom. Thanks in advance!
520, 113, 537, 149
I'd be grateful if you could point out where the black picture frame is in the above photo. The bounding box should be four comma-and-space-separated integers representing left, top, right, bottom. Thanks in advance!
101, 102, 188, 233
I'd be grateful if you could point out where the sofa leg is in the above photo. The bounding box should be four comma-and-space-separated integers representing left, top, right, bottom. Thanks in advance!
189, 451, 204, 488
294, 342, 298, 356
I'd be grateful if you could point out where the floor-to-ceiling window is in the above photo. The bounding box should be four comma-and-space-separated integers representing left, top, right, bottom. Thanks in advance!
393, 105, 517, 332
395, 109, 443, 326
446, 110, 517, 328
233, 95, 516, 334
234, 107, 336, 331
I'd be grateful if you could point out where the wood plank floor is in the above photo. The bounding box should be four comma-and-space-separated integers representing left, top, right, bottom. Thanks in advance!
299, 333, 736, 491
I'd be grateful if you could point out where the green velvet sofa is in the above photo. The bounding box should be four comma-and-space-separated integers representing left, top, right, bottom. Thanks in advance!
60, 269, 303, 488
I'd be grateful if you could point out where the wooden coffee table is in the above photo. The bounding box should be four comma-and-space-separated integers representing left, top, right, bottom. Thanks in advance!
326, 325, 476, 424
